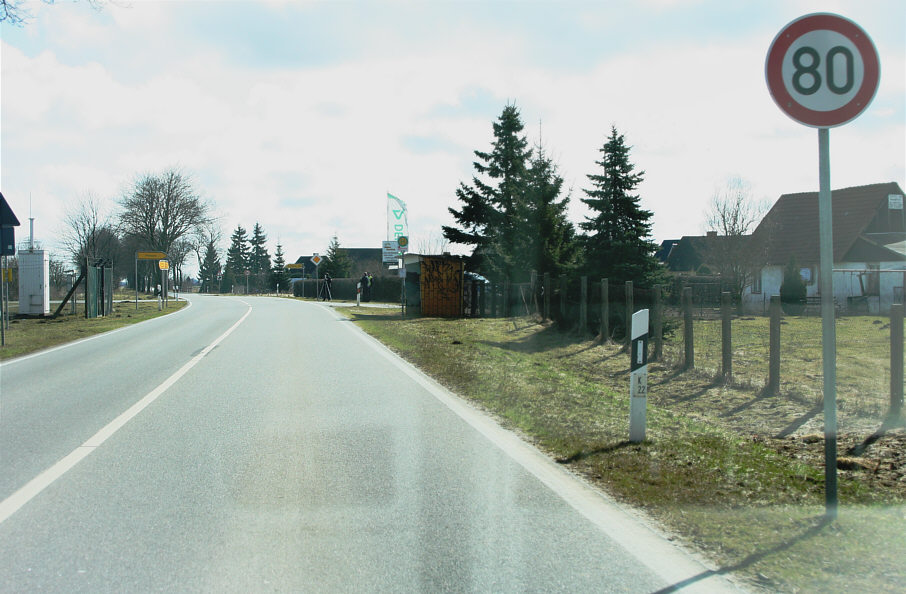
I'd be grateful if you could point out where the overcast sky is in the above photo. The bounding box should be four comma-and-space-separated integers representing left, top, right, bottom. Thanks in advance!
1, 0, 903, 271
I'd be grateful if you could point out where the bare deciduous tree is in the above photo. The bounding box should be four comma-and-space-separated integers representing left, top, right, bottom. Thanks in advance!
118, 167, 212, 256
703, 177, 771, 307
1, 0, 105, 26
118, 168, 212, 292
61, 193, 119, 267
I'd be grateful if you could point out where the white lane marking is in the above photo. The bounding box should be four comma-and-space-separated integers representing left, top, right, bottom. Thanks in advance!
332, 310, 737, 593
0, 302, 252, 526
0, 298, 194, 368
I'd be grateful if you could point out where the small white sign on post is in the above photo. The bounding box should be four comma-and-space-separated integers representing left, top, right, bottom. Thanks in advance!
629, 309, 649, 443
382, 240, 399, 264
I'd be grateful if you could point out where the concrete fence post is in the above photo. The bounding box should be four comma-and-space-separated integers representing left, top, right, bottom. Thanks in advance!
769, 295, 781, 395
683, 286, 694, 370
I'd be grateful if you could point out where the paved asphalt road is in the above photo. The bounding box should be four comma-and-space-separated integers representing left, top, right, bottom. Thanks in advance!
0, 295, 737, 592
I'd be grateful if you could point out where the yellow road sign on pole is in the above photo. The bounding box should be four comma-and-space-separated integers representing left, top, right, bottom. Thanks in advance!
138, 251, 167, 260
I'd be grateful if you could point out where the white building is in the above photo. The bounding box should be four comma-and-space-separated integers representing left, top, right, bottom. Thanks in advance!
743, 182, 905, 315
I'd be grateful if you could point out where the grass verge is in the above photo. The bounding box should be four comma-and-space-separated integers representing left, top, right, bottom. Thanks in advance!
0, 300, 187, 361
345, 307, 905, 592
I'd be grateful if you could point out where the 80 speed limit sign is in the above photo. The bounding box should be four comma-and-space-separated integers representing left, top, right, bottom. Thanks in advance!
766, 13, 879, 128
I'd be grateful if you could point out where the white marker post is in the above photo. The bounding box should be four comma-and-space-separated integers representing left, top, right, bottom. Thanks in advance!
629, 309, 649, 443
766, 12, 880, 519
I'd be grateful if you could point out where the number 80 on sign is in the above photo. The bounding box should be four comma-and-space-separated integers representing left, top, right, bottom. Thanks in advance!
766, 13, 879, 128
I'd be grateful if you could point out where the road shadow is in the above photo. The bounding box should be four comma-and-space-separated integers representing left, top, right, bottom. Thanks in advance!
649, 515, 833, 593
555, 441, 634, 464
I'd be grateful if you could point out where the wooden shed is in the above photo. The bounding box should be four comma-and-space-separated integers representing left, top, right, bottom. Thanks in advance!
403, 254, 464, 317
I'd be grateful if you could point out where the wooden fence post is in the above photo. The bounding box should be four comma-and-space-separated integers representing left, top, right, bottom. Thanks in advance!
479, 281, 486, 318
683, 286, 694, 370
580, 276, 588, 335
653, 285, 663, 361
768, 295, 781, 395
600, 278, 609, 341
891, 303, 904, 417
625, 280, 634, 345
543, 272, 551, 321
531, 270, 539, 316
721, 291, 732, 381
491, 282, 498, 318
560, 275, 567, 321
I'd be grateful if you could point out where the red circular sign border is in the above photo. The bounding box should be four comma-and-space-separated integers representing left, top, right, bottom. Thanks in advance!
766, 13, 880, 128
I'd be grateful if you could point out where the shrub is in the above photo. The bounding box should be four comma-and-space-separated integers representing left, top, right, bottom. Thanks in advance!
780, 256, 806, 315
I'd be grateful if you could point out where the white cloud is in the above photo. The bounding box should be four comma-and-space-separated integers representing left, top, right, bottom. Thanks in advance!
1, 0, 902, 271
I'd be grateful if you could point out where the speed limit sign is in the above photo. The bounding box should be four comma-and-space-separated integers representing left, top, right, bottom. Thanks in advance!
766, 13, 879, 128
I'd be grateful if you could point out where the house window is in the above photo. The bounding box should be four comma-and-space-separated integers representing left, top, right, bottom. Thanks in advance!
751, 269, 762, 294
799, 267, 815, 285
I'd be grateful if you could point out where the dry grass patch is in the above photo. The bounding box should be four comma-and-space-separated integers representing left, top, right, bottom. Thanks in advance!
0, 300, 187, 360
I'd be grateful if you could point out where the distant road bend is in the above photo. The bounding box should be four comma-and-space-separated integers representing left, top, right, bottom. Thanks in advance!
0, 294, 737, 592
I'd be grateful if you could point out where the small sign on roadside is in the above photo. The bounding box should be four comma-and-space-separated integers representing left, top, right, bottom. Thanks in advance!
382, 240, 399, 263
629, 309, 649, 443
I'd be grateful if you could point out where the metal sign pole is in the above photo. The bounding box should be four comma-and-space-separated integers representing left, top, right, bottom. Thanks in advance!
818, 127, 838, 519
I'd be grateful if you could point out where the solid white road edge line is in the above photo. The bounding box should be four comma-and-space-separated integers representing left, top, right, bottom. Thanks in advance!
332, 308, 738, 594
0, 301, 252, 526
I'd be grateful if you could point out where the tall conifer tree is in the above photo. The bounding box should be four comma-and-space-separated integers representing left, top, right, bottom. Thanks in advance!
249, 223, 271, 275
580, 127, 660, 285
272, 242, 289, 292
515, 145, 577, 279
223, 225, 249, 291
249, 222, 270, 292
322, 234, 351, 278
443, 103, 531, 280
198, 238, 221, 293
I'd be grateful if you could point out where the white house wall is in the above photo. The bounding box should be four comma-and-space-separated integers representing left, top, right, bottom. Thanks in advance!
742, 261, 904, 314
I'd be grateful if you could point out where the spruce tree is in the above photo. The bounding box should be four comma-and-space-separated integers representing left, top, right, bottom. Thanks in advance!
272, 242, 290, 292
516, 145, 577, 279
443, 103, 531, 280
322, 234, 351, 278
223, 225, 250, 291
249, 223, 270, 274
198, 239, 221, 293
580, 126, 660, 285
249, 222, 270, 292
